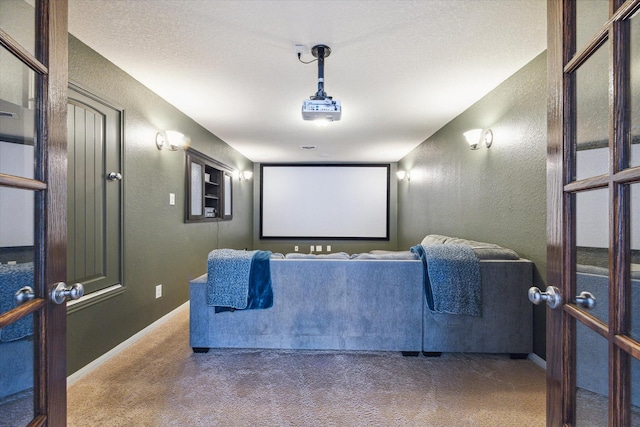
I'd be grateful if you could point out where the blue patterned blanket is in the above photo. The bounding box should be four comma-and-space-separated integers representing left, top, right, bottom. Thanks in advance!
0, 262, 34, 342
206, 249, 273, 312
411, 244, 481, 316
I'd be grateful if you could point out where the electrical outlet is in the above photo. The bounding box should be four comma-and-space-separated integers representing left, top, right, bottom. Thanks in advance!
316, 245, 322, 252
294, 44, 305, 57
294, 245, 299, 252
155, 284, 162, 299
326, 245, 332, 252
310, 245, 314, 253
169, 193, 175, 205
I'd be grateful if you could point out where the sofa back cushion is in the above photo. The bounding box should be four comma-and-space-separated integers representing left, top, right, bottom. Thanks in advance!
420, 235, 520, 260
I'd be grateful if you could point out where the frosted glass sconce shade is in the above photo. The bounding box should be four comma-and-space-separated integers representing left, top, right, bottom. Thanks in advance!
396, 170, 410, 181
156, 131, 189, 151
464, 129, 493, 150
234, 170, 253, 181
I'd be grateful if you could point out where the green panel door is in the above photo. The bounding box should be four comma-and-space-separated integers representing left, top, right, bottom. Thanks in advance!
67, 87, 122, 296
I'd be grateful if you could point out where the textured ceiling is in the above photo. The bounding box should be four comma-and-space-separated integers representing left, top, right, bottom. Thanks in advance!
68, 0, 546, 163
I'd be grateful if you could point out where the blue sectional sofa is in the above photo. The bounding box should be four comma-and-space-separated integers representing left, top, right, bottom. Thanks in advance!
190, 236, 534, 355
191, 258, 424, 353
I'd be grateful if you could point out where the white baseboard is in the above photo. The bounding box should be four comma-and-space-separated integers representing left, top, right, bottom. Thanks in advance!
527, 352, 546, 370
67, 301, 189, 387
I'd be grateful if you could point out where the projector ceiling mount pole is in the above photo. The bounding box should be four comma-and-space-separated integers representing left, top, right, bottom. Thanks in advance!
311, 44, 331, 100
300, 44, 341, 122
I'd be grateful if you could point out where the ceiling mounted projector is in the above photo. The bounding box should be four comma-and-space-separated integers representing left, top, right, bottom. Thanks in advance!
300, 44, 341, 122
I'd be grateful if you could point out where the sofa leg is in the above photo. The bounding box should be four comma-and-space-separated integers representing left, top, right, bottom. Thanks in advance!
192, 347, 210, 354
422, 351, 442, 357
401, 351, 419, 357
509, 353, 528, 360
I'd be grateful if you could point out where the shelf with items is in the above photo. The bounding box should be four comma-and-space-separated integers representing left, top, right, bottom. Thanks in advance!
185, 148, 234, 222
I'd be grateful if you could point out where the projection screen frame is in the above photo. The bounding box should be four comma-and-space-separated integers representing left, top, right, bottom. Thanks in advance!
260, 163, 390, 240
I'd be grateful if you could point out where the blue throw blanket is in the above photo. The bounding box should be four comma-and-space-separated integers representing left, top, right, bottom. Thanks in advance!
0, 262, 35, 342
410, 244, 481, 316
206, 249, 273, 312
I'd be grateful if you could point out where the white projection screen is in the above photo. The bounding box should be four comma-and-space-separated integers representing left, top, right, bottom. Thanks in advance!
260, 164, 389, 239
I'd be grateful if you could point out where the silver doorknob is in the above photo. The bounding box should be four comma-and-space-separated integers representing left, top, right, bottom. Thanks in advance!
575, 291, 596, 310
50, 282, 84, 305
15, 286, 35, 305
528, 286, 562, 309
107, 172, 122, 181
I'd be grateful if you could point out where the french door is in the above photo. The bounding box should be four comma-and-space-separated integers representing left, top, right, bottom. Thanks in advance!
547, 0, 640, 425
0, 0, 69, 425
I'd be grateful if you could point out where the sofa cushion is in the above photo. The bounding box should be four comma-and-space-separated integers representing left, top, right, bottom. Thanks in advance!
420, 234, 449, 246
443, 237, 520, 260
419, 235, 520, 260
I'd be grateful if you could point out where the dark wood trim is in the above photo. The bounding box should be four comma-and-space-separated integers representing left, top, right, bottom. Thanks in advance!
0, 298, 45, 328
613, 166, 640, 184
0, 28, 48, 75
41, 0, 69, 425
184, 148, 234, 223
0, 173, 48, 190
614, 0, 640, 21
549, 1, 640, 425
613, 335, 640, 360
563, 166, 640, 192
27, 415, 46, 427
610, 4, 633, 423
185, 147, 234, 173
563, 29, 608, 74
562, 0, 640, 75
563, 174, 609, 192
563, 304, 609, 337
1, 0, 69, 425
546, 0, 567, 424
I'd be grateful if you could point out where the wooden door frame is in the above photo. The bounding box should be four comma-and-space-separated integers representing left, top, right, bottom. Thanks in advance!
41, 0, 69, 424
0, 0, 68, 423
547, 0, 640, 425
546, 0, 567, 424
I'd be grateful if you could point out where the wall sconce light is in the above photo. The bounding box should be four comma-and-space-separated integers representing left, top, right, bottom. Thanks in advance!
156, 130, 189, 151
463, 129, 493, 150
234, 170, 253, 181
396, 170, 410, 181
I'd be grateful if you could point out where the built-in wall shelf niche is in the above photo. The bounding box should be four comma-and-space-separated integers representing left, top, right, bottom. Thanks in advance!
185, 148, 233, 222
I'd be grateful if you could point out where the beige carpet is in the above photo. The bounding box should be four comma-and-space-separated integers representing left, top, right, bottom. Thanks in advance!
67, 304, 547, 426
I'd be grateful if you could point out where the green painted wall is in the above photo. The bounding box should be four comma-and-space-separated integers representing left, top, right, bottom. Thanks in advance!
66, 35, 254, 374
397, 52, 548, 358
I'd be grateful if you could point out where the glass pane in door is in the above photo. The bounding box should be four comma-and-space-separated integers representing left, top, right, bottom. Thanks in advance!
631, 183, 640, 342
0, 312, 34, 426
576, 0, 609, 52
0, 45, 37, 178
0, 0, 36, 56
632, 356, 640, 426
576, 42, 609, 181
576, 321, 609, 426
576, 189, 609, 324
0, 187, 36, 426
631, 11, 640, 169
